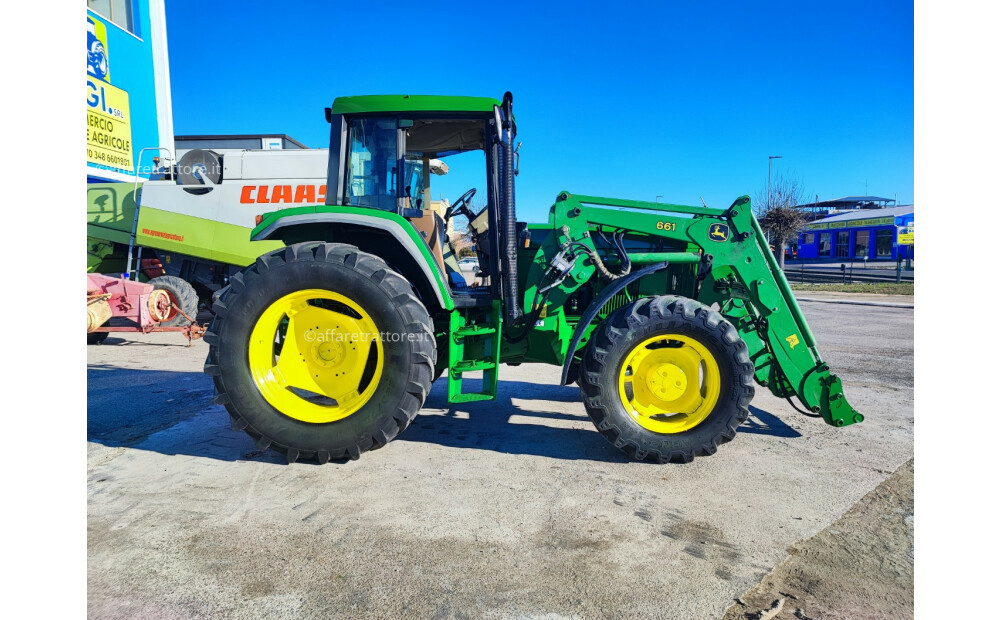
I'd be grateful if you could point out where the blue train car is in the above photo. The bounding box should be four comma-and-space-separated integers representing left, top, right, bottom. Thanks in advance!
797, 206, 914, 262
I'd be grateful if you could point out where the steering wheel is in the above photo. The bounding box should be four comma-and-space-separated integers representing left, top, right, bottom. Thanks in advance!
443, 188, 477, 222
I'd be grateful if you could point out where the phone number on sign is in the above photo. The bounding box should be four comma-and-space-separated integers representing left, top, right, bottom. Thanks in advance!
88, 148, 132, 169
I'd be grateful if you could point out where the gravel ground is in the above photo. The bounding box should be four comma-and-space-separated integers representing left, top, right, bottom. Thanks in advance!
723, 458, 913, 620
87, 297, 913, 619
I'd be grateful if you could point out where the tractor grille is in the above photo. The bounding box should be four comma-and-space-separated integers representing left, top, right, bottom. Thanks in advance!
603, 290, 633, 314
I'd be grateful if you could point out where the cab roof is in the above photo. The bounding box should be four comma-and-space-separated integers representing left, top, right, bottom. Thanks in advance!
331, 95, 501, 115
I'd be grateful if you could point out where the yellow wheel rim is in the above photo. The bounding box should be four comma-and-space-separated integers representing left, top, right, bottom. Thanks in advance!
617, 333, 721, 434
248, 289, 384, 424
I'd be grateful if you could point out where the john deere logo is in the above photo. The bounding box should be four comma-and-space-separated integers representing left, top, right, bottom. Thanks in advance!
709, 223, 730, 242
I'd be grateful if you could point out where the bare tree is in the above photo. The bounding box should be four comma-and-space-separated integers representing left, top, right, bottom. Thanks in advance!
754, 173, 807, 270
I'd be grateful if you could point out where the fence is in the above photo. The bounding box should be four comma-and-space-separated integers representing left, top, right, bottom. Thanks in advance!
781, 257, 914, 284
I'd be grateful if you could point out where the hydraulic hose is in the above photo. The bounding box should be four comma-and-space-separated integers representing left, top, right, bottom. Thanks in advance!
590, 229, 631, 280
590, 249, 627, 279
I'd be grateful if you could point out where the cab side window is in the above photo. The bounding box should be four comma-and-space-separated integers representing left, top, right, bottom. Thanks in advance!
345, 118, 398, 211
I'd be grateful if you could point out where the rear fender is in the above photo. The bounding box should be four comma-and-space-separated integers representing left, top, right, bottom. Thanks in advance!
252, 208, 453, 312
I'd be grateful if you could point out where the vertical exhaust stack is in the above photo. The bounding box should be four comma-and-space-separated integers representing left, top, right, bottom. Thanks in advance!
500, 92, 522, 323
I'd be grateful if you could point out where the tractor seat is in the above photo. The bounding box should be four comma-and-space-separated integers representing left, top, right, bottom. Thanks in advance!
407, 209, 468, 288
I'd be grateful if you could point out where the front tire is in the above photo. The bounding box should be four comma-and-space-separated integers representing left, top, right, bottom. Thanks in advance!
579, 296, 754, 463
204, 243, 436, 463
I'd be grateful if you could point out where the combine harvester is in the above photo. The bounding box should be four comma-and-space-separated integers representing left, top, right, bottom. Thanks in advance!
87, 147, 338, 342
204, 93, 865, 464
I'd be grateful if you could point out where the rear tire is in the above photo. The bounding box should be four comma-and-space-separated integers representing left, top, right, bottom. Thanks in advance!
579, 296, 754, 463
87, 332, 108, 345
204, 242, 436, 463
148, 275, 198, 327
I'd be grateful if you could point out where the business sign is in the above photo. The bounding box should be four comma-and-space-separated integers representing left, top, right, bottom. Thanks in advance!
87, 16, 109, 82
86, 16, 133, 172
898, 224, 914, 245
88, 79, 133, 172
805, 215, 896, 230
846, 216, 896, 228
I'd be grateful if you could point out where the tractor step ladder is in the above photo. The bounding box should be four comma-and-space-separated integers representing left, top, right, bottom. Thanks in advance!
447, 302, 501, 403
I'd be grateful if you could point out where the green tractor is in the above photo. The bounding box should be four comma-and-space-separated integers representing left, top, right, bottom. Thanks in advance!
204, 92, 863, 464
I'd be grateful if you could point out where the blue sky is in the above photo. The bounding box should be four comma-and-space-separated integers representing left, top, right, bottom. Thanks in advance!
166, 0, 913, 222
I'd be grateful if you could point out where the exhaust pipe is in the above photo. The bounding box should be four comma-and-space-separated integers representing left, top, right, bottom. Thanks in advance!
500, 92, 522, 323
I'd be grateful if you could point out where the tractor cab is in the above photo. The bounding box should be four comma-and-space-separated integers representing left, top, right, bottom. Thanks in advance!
322, 94, 520, 317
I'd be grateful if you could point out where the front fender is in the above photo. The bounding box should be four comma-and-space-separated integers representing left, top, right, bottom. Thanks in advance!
559, 261, 671, 385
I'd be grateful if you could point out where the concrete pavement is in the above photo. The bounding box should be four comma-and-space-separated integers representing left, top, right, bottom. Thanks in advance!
87, 299, 913, 619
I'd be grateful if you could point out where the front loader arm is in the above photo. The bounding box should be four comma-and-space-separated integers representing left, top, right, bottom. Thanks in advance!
541, 192, 863, 428
703, 196, 863, 427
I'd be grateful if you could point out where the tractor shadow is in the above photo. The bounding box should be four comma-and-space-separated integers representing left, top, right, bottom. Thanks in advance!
406, 380, 801, 459
86, 366, 799, 465
87, 364, 285, 464
87, 364, 214, 447
89, 337, 199, 348
408, 379, 630, 462
741, 405, 802, 438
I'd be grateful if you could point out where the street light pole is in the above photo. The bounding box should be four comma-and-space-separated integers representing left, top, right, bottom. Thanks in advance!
767, 155, 782, 246
768, 155, 782, 210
